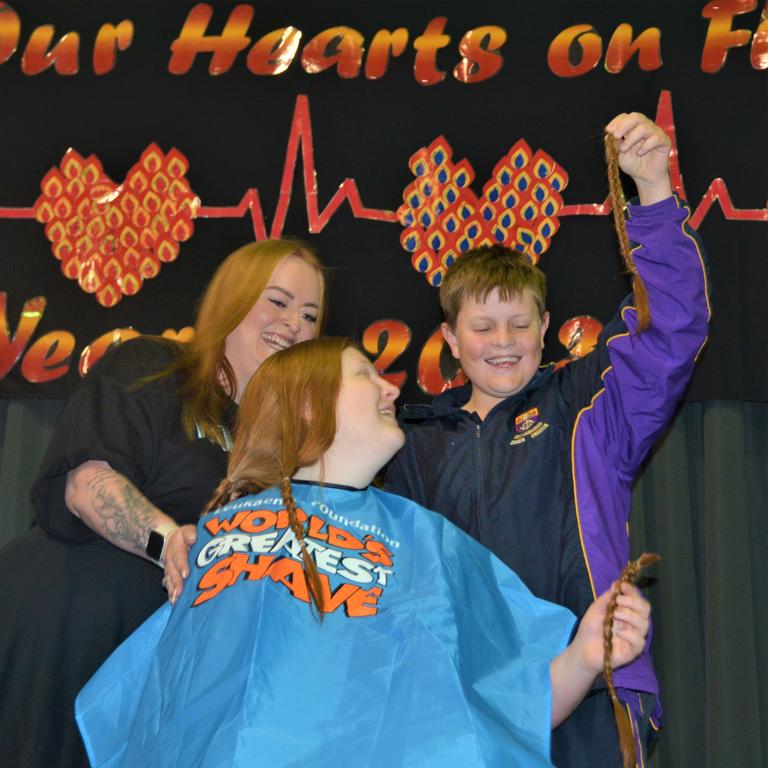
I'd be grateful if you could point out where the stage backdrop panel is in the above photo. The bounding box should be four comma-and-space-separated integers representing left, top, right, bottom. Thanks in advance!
1, 1, 766, 402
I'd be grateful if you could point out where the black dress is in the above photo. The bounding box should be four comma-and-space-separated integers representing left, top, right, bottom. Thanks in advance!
0, 338, 232, 768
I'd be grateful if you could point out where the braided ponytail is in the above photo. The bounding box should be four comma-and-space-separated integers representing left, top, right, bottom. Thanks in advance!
202, 476, 260, 515
280, 476, 326, 618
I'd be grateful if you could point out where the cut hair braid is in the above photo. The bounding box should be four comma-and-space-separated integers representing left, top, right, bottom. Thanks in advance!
603, 552, 661, 768
605, 133, 651, 332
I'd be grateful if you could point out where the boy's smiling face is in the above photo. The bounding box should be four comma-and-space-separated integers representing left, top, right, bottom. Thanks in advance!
442, 287, 549, 419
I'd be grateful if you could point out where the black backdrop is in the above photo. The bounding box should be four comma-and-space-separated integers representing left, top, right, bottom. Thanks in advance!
1, 1, 766, 401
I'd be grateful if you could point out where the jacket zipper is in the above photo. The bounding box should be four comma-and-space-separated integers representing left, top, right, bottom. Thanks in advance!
473, 421, 489, 545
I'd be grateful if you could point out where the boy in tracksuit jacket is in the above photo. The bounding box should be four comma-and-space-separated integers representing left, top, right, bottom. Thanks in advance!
384, 113, 711, 767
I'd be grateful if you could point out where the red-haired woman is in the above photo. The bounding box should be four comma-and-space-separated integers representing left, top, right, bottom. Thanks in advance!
0, 239, 326, 768
77, 338, 650, 768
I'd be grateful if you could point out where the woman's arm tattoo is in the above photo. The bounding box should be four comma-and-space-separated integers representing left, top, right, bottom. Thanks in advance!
85, 468, 157, 552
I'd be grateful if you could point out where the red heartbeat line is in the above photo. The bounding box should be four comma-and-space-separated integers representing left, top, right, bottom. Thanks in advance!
198, 95, 399, 238
0, 92, 765, 233
560, 90, 768, 228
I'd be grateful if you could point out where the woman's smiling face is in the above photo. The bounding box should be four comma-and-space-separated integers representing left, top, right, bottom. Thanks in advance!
224, 254, 323, 399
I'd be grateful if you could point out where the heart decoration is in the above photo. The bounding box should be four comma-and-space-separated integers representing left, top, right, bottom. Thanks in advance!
33, 144, 199, 307
397, 137, 569, 286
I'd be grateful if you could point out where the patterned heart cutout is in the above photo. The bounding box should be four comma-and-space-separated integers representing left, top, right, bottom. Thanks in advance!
397, 137, 569, 286
33, 144, 199, 307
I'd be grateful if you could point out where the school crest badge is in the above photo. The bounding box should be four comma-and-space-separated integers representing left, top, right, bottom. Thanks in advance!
510, 407, 549, 445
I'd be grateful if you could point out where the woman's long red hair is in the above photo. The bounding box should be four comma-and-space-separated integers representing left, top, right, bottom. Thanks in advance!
173, 238, 326, 448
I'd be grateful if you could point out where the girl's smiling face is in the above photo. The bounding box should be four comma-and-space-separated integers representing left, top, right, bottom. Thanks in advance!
332, 348, 404, 466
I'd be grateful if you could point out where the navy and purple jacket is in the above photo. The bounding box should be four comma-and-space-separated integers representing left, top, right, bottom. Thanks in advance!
384, 195, 711, 711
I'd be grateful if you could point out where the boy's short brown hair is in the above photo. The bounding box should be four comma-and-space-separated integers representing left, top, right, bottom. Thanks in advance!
439, 245, 547, 327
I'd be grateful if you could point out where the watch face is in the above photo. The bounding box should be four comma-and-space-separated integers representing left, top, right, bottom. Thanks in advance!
146, 530, 165, 561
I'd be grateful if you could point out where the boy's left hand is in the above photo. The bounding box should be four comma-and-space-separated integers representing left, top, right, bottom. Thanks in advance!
605, 112, 673, 206
576, 581, 651, 675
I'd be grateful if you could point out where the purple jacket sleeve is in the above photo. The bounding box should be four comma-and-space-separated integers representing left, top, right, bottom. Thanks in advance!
579, 194, 710, 481
569, 195, 710, 695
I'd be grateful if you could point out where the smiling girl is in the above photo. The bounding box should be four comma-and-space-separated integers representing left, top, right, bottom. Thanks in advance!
76, 337, 649, 768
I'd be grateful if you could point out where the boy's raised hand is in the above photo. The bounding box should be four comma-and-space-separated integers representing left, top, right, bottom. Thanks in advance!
605, 112, 673, 206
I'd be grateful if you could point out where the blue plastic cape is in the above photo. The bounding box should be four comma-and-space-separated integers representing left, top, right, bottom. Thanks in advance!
76, 484, 575, 767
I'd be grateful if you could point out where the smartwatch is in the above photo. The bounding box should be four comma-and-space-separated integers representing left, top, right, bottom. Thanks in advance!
145, 522, 179, 564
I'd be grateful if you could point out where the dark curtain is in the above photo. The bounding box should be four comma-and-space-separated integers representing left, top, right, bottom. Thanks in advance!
0, 398, 63, 545
631, 401, 767, 768
0, 397, 765, 768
